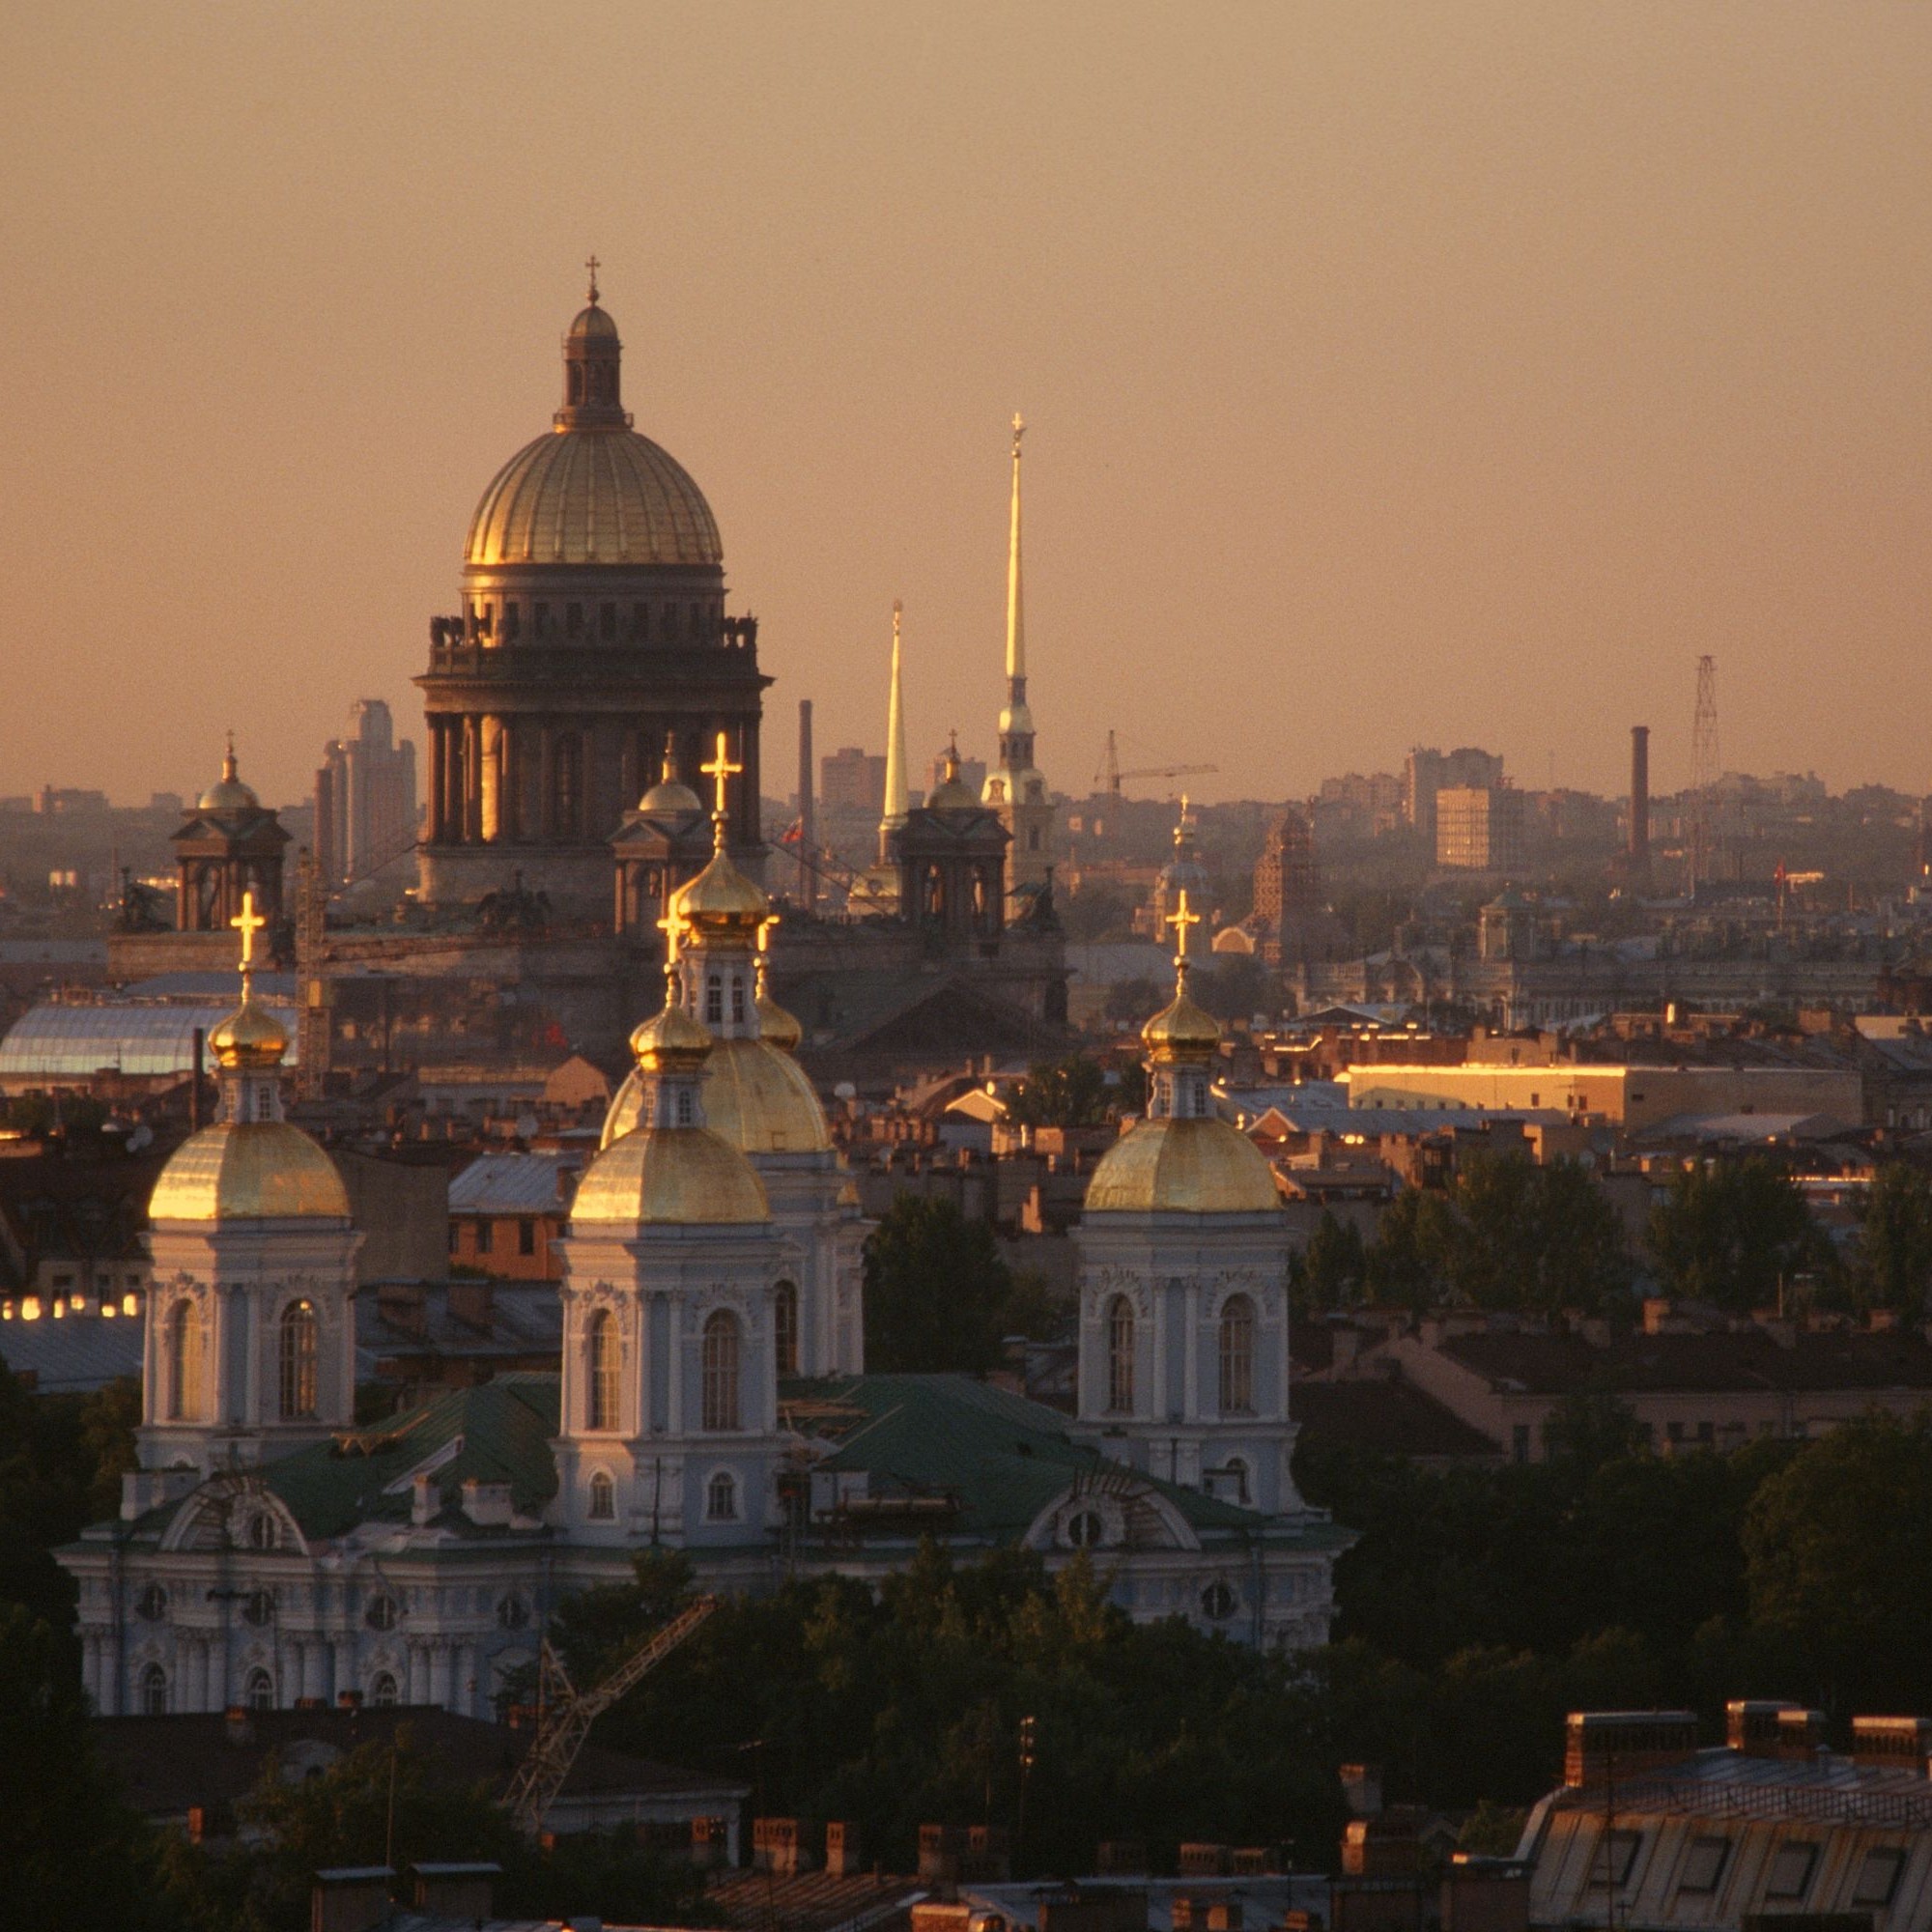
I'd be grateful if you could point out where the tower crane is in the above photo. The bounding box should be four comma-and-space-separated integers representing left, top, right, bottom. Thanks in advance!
1093, 729, 1218, 796
504, 1593, 719, 1833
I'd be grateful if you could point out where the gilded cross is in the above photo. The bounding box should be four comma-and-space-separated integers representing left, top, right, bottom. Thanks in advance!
657, 904, 689, 961
231, 890, 267, 971
1011, 412, 1025, 455
585, 254, 601, 303
1166, 888, 1202, 961
757, 913, 780, 955
700, 732, 742, 819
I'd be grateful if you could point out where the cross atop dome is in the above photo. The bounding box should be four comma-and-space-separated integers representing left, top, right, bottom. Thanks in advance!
585, 253, 601, 304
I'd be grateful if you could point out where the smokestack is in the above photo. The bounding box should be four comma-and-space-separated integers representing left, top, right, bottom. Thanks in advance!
1629, 724, 1650, 871
797, 699, 814, 910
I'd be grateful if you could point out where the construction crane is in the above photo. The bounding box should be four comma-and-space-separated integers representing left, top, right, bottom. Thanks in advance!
504, 1593, 719, 1833
1093, 729, 1218, 797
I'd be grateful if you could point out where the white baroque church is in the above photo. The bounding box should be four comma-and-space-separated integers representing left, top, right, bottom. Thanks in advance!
60, 856, 1345, 1717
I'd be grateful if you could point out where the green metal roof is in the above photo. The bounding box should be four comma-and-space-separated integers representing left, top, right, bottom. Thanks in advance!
787, 1373, 1272, 1545
263, 1375, 560, 1539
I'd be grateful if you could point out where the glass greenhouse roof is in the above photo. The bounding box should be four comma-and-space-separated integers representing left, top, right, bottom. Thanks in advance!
0, 1002, 295, 1078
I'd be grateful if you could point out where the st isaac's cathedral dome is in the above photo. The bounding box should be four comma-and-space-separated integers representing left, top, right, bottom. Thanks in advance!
463, 276, 723, 571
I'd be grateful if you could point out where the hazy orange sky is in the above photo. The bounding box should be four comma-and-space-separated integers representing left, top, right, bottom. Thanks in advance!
3, 4, 1928, 811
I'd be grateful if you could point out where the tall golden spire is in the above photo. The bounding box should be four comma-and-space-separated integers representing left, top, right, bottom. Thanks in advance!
1006, 415, 1026, 691
879, 598, 909, 863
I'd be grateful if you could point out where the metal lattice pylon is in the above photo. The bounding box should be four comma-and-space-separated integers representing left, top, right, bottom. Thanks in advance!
1689, 654, 1719, 891
503, 1594, 719, 1833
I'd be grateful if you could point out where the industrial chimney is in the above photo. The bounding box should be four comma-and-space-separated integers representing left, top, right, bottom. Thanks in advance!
1629, 724, 1650, 873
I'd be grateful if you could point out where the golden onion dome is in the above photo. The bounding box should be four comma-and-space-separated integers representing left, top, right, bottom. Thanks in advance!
466, 427, 722, 570
754, 985, 804, 1055
1141, 980, 1222, 1064
672, 846, 768, 938
570, 1125, 769, 1226
150, 1122, 351, 1223
209, 992, 290, 1070
629, 997, 713, 1075
1084, 1117, 1281, 1216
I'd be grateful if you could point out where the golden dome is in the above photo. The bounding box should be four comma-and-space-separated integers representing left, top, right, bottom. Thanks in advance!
198, 742, 260, 814
209, 991, 290, 1070
602, 1037, 827, 1153
466, 426, 722, 570
1141, 980, 1221, 1064
629, 996, 713, 1074
571, 1125, 769, 1226
567, 302, 620, 342
755, 985, 803, 1055
1084, 1117, 1281, 1216
672, 846, 768, 937
150, 1122, 351, 1223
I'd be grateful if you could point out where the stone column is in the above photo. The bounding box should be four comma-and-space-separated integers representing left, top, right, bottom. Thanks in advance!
462, 719, 481, 843
188, 1638, 211, 1713
302, 1637, 328, 1703
81, 1633, 101, 1709
580, 720, 598, 839
618, 730, 638, 814
428, 1640, 452, 1710
499, 722, 519, 840
480, 717, 501, 843
539, 724, 556, 840
331, 1636, 356, 1700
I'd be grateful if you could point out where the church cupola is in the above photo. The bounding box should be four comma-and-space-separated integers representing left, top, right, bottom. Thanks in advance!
669, 733, 768, 1040
555, 256, 629, 430
1141, 890, 1221, 1123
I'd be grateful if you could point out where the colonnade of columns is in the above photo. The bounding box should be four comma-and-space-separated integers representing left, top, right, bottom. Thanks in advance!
425, 712, 763, 849
83, 1624, 492, 1718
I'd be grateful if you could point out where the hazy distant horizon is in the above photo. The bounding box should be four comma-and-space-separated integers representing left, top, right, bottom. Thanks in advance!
3, 4, 1927, 811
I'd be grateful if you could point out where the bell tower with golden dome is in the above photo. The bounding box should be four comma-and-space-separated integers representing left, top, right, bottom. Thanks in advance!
133, 894, 359, 1482
598, 735, 867, 1378
1073, 887, 1305, 1563
418, 265, 770, 916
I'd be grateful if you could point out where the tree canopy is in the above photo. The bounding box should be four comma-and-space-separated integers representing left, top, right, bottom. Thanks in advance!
862, 1194, 1015, 1372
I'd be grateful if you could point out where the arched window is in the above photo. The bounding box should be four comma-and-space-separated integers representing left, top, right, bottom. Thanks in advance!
140, 1663, 168, 1716
244, 1667, 274, 1711
774, 1281, 799, 1378
1106, 1295, 1135, 1415
368, 1671, 399, 1707
278, 1300, 318, 1419
1219, 1294, 1256, 1416
586, 1310, 619, 1432
1200, 1580, 1236, 1622
1065, 1508, 1103, 1548
167, 1299, 203, 1422
243, 1588, 274, 1628
1225, 1455, 1251, 1506
702, 1310, 742, 1432
246, 1511, 277, 1551
730, 976, 746, 1025
588, 1469, 616, 1520
706, 1470, 738, 1520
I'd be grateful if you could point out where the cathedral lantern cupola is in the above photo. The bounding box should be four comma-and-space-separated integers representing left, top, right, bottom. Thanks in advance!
173, 735, 290, 935
556, 258, 629, 428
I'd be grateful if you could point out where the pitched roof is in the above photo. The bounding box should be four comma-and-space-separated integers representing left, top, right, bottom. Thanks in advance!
94, 1702, 746, 1823
1292, 1378, 1501, 1462
792, 1372, 1272, 1544
259, 1376, 560, 1540
1437, 1324, 1932, 1398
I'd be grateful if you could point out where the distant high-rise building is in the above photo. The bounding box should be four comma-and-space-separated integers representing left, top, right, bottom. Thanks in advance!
1404, 746, 1505, 842
1435, 785, 1525, 874
318, 698, 417, 887
1253, 806, 1320, 961
930, 747, 986, 800
819, 746, 887, 814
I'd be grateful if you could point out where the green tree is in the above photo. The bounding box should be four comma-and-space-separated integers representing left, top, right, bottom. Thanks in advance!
1293, 1209, 1369, 1313
1646, 1158, 1823, 1312
0, 1605, 168, 1928
1742, 1409, 1932, 1710
1008, 1056, 1112, 1128
863, 1194, 1013, 1372
1450, 1156, 1633, 1316
1853, 1161, 1932, 1316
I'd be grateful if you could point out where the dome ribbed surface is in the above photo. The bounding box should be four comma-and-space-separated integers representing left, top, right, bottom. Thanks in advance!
466, 428, 723, 569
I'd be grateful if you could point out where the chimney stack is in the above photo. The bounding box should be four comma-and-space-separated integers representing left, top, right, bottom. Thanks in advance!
1629, 725, 1650, 872
797, 699, 815, 910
